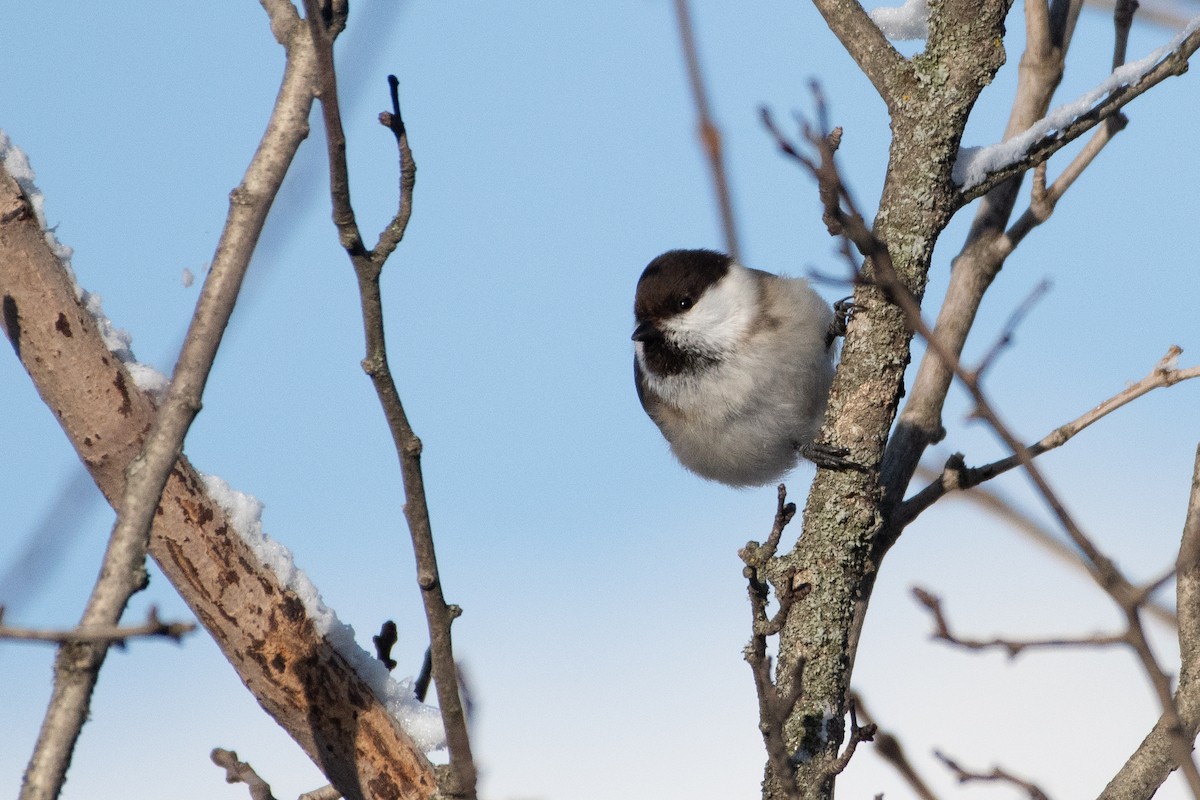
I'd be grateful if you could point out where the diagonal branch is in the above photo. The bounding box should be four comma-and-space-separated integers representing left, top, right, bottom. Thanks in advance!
957, 19, 1200, 201
1099, 444, 1200, 798
672, 0, 741, 259
0, 608, 195, 646
896, 347, 1200, 526
2, 9, 439, 800
998, 109, 1127, 254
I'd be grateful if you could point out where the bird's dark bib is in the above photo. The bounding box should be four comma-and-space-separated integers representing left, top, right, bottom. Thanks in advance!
640, 336, 720, 377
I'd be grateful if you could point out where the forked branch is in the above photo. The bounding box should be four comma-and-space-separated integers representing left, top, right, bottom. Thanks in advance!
303, 2, 477, 796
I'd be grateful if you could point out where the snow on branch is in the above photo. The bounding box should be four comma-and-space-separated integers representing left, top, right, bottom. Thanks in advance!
0, 130, 170, 397
201, 473, 447, 752
869, 0, 930, 41
954, 15, 1200, 190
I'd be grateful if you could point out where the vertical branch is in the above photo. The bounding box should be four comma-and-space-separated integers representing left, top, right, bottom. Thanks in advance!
302, 3, 477, 798
672, 0, 741, 260
19, 8, 317, 799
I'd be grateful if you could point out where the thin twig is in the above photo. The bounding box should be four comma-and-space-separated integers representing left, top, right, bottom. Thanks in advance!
999, 111, 1128, 253
672, 0, 740, 260
972, 279, 1051, 378
298, 786, 342, 800
914, 587, 1127, 657
0, 607, 195, 645
912, 466, 1179, 629
414, 647, 433, 703
211, 748, 279, 800
897, 346, 1200, 526
935, 750, 1052, 799
852, 694, 941, 800
741, 486, 803, 800
821, 698, 877, 781
1112, 0, 1140, 70
302, 4, 476, 797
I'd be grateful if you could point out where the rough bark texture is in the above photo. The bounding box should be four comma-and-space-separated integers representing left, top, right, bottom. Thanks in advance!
765, 0, 1010, 795
1, 166, 437, 800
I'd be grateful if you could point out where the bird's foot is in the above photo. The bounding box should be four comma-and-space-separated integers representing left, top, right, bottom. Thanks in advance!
798, 440, 868, 472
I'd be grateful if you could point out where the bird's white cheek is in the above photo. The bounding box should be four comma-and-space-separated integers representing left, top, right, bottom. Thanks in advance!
663, 266, 758, 352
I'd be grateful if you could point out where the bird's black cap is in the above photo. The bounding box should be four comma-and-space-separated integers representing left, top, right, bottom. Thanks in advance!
633, 249, 732, 331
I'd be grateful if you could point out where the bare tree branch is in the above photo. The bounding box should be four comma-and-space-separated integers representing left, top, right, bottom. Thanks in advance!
881, 0, 1085, 508
896, 347, 1200, 526
770, 111, 1200, 796
1, 8, 439, 799
212, 748, 279, 800
0, 607, 195, 645
914, 587, 1128, 657
807, 0, 912, 106
935, 750, 1052, 799
302, 3, 477, 796
999, 110, 1127, 253
18, 7, 320, 798
672, 0, 741, 260
959, 21, 1200, 202
753, 4, 1011, 794
913, 469, 1179, 629
741, 486, 804, 800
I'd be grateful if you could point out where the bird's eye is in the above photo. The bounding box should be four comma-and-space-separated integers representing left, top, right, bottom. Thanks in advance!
677, 296, 694, 311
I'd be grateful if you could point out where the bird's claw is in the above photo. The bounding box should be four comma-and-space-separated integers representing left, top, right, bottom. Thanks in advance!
799, 440, 867, 472
826, 297, 855, 347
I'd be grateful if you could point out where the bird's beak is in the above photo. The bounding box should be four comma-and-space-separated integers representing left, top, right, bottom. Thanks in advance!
631, 321, 660, 342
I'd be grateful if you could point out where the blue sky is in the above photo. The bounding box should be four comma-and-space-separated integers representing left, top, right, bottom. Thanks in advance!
2, 2, 1200, 799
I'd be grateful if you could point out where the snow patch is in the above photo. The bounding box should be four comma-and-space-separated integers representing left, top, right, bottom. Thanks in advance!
200, 472, 447, 751
870, 0, 930, 41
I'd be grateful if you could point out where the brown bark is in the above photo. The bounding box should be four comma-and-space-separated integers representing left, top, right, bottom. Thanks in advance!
1, 161, 436, 800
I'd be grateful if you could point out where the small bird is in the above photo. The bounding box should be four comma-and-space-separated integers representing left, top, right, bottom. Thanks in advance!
632, 249, 844, 487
